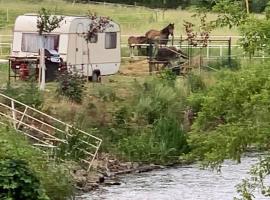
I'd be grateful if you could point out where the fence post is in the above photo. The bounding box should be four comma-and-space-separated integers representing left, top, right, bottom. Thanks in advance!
11, 100, 17, 129
6, 8, 9, 22
220, 45, 223, 57
228, 37, 232, 67
206, 45, 209, 59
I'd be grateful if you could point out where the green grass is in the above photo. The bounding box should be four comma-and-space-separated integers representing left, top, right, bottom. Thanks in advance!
0, 0, 239, 39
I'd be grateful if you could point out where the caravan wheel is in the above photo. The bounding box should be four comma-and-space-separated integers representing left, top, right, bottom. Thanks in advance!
91, 71, 101, 82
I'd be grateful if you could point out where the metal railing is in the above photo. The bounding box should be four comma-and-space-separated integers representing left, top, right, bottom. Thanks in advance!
0, 93, 102, 171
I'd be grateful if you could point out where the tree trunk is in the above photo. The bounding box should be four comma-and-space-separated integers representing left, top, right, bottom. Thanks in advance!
245, 0, 250, 14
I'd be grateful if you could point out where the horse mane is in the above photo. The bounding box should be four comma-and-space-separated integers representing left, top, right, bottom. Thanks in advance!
160, 25, 170, 34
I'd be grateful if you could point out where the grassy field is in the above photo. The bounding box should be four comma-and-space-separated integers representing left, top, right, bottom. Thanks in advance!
0, 0, 239, 38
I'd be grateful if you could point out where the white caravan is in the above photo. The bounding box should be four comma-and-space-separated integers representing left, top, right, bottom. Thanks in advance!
11, 14, 121, 80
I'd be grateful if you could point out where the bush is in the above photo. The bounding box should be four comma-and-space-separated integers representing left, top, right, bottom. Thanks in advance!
110, 77, 190, 164
207, 57, 241, 70
186, 73, 206, 93
133, 78, 184, 124
0, 126, 74, 200
0, 158, 49, 200
56, 71, 85, 103
117, 117, 189, 164
188, 63, 270, 166
2, 80, 43, 109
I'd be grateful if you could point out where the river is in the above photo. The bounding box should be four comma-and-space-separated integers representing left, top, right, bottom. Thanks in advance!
79, 155, 269, 200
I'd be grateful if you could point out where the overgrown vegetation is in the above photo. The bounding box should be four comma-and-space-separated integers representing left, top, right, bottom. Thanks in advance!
56, 71, 86, 103
0, 126, 74, 200
1, 80, 44, 109
0, 159, 49, 200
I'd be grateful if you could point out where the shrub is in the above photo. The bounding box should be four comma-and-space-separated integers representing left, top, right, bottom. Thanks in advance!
207, 57, 241, 70
0, 158, 49, 200
117, 117, 189, 164
56, 71, 85, 103
0, 126, 74, 200
133, 78, 184, 124
189, 63, 270, 166
2, 80, 43, 109
186, 73, 206, 93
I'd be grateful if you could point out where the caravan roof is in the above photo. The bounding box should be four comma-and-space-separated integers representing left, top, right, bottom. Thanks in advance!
14, 15, 120, 34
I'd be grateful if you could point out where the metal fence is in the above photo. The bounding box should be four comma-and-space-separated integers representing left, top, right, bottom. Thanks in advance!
1, 34, 269, 60
0, 92, 102, 171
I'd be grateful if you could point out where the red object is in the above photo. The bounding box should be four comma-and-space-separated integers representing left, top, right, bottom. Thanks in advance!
19, 63, 29, 80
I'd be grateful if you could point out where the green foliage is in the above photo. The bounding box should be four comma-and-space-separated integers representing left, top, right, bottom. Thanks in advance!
133, 78, 184, 124
186, 73, 206, 93
106, 77, 190, 164
188, 63, 270, 167
239, 17, 270, 56
2, 81, 43, 109
212, 0, 248, 28
117, 117, 189, 164
0, 126, 74, 200
250, 0, 269, 13
56, 127, 95, 162
207, 57, 241, 70
0, 158, 50, 200
158, 69, 177, 85
210, 0, 270, 56
234, 156, 270, 200
97, 86, 117, 102
56, 71, 86, 103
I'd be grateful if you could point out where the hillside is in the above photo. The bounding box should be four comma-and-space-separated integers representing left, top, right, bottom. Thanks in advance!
0, 0, 238, 38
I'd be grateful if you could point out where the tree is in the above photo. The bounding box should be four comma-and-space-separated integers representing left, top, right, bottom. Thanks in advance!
37, 8, 63, 90
83, 13, 111, 80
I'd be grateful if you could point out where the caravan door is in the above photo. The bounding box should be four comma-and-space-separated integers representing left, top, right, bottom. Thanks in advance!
75, 23, 84, 68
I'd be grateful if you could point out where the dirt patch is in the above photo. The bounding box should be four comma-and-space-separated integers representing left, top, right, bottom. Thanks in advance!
119, 59, 150, 76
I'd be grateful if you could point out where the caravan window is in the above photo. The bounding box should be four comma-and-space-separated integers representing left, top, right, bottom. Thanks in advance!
105, 32, 117, 49
22, 33, 59, 52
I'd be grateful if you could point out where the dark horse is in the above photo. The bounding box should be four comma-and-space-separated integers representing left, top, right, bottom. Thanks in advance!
145, 23, 174, 45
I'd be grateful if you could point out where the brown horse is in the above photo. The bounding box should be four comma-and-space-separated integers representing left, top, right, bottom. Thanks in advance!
128, 36, 148, 57
145, 23, 174, 45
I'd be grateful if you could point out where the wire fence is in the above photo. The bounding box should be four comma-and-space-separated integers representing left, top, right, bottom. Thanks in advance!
1, 34, 269, 61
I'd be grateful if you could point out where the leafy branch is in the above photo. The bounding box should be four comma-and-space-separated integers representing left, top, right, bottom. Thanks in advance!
37, 8, 64, 35
84, 12, 113, 42
184, 12, 212, 47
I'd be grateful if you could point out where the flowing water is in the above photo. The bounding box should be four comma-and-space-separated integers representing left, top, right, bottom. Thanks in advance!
79, 155, 269, 200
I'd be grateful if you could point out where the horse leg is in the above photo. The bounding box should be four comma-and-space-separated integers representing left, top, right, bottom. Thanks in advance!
129, 46, 134, 59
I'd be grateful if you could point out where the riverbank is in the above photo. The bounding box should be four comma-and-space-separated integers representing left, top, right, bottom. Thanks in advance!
72, 153, 167, 193
78, 155, 268, 200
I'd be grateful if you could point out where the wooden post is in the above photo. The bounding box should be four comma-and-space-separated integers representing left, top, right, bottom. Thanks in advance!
199, 48, 202, 74
228, 37, 232, 68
